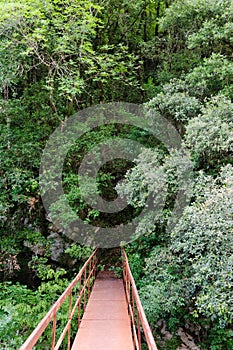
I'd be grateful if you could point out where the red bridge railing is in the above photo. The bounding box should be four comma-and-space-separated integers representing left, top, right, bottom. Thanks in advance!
20, 248, 157, 350
19, 249, 98, 350
122, 248, 158, 350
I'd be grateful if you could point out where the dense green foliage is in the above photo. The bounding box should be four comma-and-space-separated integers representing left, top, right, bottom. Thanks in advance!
0, 0, 232, 348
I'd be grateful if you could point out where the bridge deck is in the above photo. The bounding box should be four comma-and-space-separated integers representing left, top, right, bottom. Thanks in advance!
71, 271, 134, 350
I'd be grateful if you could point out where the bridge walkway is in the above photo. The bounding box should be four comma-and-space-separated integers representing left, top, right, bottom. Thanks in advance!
71, 271, 134, 350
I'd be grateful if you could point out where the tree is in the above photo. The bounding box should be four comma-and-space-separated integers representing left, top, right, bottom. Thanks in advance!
0, 0, 143, 280
155, 0, 233, 84
185, 95, 233, 169
139, 166, 233, 348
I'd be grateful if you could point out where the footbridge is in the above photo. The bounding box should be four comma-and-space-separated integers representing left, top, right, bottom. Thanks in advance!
19, 249, 157, 350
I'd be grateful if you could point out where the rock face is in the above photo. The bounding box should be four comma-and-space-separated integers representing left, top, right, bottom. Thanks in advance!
47, 232, 66, 262
23, 230, 66, 263
177, 328, 200, 350
22, 221, 77, 268
158, 320, 200, 350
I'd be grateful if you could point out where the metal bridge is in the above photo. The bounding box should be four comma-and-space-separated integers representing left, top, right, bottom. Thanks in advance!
19, 249, 158, 350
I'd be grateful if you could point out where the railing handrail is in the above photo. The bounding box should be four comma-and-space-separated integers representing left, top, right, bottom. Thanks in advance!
20, 249, 98, 350
122, 248, 158, 350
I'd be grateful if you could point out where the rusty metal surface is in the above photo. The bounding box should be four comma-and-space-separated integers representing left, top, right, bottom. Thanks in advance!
122, 249, 158, 350
71, 271, 134, 350
19, 249, 98, 350
19, 250, 157, 350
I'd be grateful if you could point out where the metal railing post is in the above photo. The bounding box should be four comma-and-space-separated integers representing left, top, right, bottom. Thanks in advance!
19, 249, 98, 350
51, 313, 57, 350
122, 248, 158, 350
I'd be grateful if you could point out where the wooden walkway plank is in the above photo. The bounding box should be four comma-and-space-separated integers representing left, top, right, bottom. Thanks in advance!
71, 271, 134, 350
